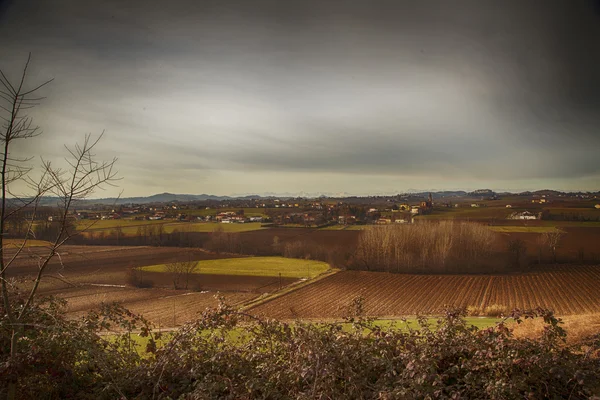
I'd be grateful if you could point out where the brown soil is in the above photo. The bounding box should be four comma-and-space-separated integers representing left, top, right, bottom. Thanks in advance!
5, 245, 291, 326
143, 271, 297, 293
250, 266, 600, 319
5, 245, 243, 281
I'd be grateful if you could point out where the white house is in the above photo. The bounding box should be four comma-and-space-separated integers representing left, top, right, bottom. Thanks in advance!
509, 211, 538, 220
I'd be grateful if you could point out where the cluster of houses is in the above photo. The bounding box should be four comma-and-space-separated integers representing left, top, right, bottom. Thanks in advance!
213, 211, 263, 224
362, 194, 435, 225
531, 198, 549, 204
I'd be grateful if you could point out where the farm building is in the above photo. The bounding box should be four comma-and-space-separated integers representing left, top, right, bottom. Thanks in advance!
338, 215, 356, 224
509, 211, 539, 220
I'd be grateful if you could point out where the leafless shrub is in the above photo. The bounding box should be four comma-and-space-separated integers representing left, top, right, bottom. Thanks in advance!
165, 260, 198, 290
1, 55, 119, 398
126, 268, 154, 288
542, 231, 562, 263
205, 225, 241, 254
507, 238, 528, 269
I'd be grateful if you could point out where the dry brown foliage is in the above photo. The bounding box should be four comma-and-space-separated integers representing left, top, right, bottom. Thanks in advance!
353, 221, 498, 273
512, 313, 600, 344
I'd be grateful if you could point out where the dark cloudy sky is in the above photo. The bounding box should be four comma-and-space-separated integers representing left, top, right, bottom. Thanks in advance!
1, 0, 599, 197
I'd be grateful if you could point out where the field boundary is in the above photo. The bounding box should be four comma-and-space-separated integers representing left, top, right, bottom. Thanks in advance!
241, 268, 341, 311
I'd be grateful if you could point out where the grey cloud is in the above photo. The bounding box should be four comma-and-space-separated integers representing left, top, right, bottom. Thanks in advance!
1, 0, 599, 196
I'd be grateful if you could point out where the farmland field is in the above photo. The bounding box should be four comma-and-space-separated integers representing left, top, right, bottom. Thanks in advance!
319, 225, 367, 231
488, 226, 563, 233
5, 245, 271, 326
79, 221, 265, 236
75, 219, 167, 230
140, 256, 331, 279
60, 286, 255, 326
416, 204, 600, 225
250, 266, 600, 319
2, 239, 53, 248
4, 245, 230, 278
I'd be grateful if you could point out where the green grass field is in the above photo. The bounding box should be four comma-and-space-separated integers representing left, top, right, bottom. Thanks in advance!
81, 221, 265, 236
2, 239, 53, 248
320, 225, 367, 230
417, 207, 515, 220
545, 207, 600, 218
140, 256, 331, 279
488, 226, 563, 233
76, 219, 166, 230
160, 222, 265, 233
338, 316, 500, 331
108, 316, 501, 354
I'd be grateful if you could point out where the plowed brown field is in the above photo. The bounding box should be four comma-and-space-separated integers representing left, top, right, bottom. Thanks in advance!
6, 245, 271, 326
250, 266, 600, 319
61, 286, 254, 326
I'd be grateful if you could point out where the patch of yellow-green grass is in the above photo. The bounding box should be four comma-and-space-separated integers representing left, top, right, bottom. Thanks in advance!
162, 222, 265, 233
539, 221, 600, 228
82, 221, 266, 236
140, 257, 330, 279
342, 225, 367, 230
488, 226, 563, 233
319, 225, 345, 230
76, 219, 166, 231
320, 225, 367, 231
103, 332, 172, 357
107, 316, 501, 355
546, 207, 599, 217
2, 239, 53, 248
335, 317, 500, 332
416, 207, 515, 220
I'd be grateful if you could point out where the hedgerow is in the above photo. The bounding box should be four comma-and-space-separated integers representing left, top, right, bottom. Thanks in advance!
1, 295, 599, 399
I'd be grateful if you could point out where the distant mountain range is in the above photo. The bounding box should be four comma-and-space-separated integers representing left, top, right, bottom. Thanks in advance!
7, 189, 600, 206
12, 189, 597, 207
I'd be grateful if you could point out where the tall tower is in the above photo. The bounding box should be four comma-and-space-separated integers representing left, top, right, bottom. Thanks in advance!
428, 192, 433, 205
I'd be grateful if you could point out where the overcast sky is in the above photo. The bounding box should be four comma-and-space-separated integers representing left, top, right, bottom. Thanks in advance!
1, 0, 599, 197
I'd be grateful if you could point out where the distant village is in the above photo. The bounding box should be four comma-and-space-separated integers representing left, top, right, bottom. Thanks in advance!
57, 189, 600, 227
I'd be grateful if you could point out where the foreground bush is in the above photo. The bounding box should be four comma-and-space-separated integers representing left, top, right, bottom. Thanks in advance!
1, 296, 599, 399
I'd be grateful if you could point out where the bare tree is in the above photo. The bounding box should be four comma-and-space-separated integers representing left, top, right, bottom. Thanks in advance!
165, 259, 198, 289
507, 238, 527, 270
1, 55, 119, 398
542, 231, 562, 264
